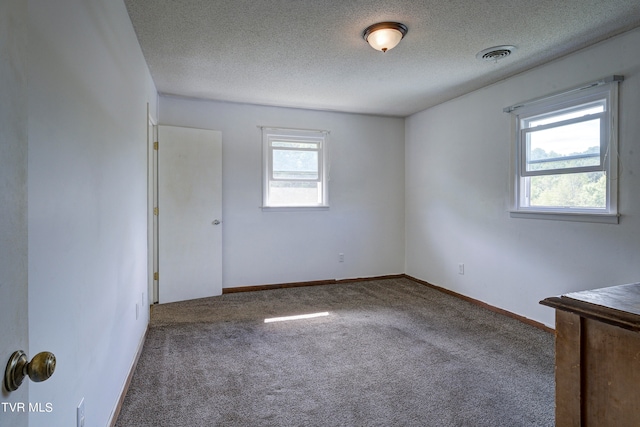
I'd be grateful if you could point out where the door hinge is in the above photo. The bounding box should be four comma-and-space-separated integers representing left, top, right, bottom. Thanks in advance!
154, 272, 159, 281
153, 207, 159, 216
153, 141, 158, 150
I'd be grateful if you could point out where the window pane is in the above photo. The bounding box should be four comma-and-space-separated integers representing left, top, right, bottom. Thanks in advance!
527, 171, 606, 209
273, 149, 318, 180
527, 103, 604, 127
512, 83, 618, 218
525, 119, 601, 172
268, 181, 321, 206
263, 128, 327, 208
272, 141, 318, 149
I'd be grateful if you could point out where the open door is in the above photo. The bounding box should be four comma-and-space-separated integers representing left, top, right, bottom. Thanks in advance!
1, 1, 29, 424
157, 126, 223, 304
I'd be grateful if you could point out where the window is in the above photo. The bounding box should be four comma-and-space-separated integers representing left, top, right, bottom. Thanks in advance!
507, 77, 621, 223
262, 127, 329, 209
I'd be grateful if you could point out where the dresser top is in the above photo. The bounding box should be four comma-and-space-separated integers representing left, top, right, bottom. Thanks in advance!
541, 282, 640, 331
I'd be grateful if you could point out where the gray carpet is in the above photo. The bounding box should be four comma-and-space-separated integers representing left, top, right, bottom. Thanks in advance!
115, 277, 554, 426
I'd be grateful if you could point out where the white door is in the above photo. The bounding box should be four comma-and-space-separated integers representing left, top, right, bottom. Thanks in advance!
1, 1, 29, 424
157, 125, 223, 304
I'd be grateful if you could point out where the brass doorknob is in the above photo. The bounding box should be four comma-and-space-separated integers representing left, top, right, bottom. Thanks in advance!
4, 350, 56, 392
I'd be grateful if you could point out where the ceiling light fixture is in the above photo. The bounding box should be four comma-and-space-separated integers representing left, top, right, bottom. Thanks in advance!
363, 22, 408, 53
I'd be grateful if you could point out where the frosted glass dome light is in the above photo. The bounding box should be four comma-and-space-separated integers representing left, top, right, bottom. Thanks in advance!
363, 22, 408, 52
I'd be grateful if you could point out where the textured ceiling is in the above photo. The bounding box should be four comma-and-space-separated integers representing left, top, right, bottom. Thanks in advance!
124, 0, 640, 117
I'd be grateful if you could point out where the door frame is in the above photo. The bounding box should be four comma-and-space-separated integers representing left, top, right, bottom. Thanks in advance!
147, 104, 159, 304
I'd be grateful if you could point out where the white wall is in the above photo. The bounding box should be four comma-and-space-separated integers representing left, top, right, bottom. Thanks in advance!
27, 0, 157, 426
0, 1, 29, 426
406, 27, 640, 328
160, 97, 406, 288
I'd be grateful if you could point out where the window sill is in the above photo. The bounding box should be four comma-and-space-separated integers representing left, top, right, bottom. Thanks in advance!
261, 205, 330, 212
510, 210, 619, 224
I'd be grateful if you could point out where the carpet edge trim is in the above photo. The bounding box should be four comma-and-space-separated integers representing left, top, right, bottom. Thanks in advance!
221, 274, 405, 294
405, 274, 555, 333
109, 325, 148, 427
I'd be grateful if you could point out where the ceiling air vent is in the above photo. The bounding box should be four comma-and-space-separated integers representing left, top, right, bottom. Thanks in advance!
476, 45, 516, 62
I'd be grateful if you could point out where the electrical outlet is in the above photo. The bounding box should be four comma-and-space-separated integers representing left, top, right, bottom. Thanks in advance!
338, 253, 344, 263
77, 398, 85, 427
458, 263, 464, 275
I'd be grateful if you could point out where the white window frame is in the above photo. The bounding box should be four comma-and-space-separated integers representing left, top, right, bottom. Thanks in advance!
261, 127, 329, 210
507, 77, 621, 224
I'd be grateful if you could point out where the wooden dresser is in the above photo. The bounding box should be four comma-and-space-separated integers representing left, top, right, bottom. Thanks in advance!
541, 283, 640, 427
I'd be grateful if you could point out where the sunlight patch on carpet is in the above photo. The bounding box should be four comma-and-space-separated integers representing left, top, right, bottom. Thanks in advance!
264, 311, 330, 323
